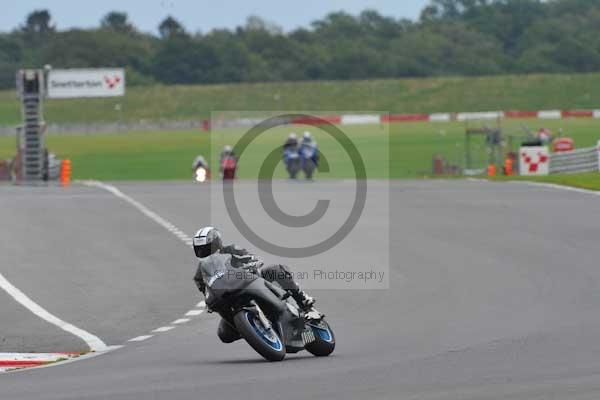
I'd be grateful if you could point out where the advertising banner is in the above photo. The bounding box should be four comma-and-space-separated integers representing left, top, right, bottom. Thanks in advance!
47, 68, 125, 98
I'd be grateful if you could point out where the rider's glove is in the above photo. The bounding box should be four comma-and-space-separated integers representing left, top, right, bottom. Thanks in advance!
244, 256, 264, 273
232, 254, 263, 272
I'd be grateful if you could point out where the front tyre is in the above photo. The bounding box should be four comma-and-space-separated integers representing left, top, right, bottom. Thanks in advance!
233, 310, 286, 362
305, 320, 336, 357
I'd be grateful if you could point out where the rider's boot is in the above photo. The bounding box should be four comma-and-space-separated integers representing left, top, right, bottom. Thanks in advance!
292, 290, 323, 320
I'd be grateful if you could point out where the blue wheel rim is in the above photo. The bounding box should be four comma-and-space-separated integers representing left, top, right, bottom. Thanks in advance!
246, 311, 283, 351
311, 325, 333, 343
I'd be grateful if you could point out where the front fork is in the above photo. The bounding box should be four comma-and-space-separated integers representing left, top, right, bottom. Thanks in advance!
241, 300, 272, 330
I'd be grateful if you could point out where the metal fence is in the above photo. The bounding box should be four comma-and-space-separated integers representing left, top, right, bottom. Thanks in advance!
549, 146, 599, 174
0, 120, 204, 136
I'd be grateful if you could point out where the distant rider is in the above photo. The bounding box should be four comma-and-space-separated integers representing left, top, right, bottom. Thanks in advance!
192, 155, 208, 171
300, 131, 318, 165
283, 133, 299, 151
192, 227, 321, 319
219, 145, 237, 180
298, 131, 319, 180
192, 155, 211, 181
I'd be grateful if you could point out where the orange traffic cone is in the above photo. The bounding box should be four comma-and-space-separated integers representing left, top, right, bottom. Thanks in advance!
504, 158, 513, 176
60, 159, 71, 186
487, 164, 496, 177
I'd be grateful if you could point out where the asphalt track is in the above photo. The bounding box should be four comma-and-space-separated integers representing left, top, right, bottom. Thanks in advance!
1, 180, 600, 399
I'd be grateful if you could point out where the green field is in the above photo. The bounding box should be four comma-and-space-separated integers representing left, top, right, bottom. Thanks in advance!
2, 73, 600, 125
1, 117, 598, 186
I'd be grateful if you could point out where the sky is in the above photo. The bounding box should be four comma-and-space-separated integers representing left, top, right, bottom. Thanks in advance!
0, 0, 431, 34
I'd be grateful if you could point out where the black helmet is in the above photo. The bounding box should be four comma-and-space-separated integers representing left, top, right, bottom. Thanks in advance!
193, 227, 223, 258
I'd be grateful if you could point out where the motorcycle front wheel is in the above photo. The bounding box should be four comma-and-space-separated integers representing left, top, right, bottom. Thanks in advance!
233, 310, 286, 362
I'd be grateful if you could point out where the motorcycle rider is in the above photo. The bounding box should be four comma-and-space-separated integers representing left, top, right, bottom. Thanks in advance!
282, 133, 301, 179
192, 155, 211, 182
192, 155, 209, 171
219, 145, 237, 180
192, 227, 322, 336
300, 131, 318, 162
219, 145, 235, 164
301, 131, 316, 147
283, 133, 298, 151
298, 131, 319, 180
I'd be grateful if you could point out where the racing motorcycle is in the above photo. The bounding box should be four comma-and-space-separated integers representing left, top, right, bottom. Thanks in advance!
202, 255, 335, 362
220, 155, 237, 181
193, 155, 211, 183
194, 166, 210, 183
299, 144, 318, 180
284, 147, 301, 179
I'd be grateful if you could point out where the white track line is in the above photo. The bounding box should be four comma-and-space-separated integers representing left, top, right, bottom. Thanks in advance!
128, 335, 153, 342
80, 180, 193, 246
513, 181, 600, 196
468, 178, 600, 197
2, 181, 200, 373
0, 272, 108, 352
80, 181, 209, 347
152, 326, 175, 333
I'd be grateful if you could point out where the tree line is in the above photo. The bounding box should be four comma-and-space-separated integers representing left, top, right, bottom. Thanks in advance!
1, 0, 600, 90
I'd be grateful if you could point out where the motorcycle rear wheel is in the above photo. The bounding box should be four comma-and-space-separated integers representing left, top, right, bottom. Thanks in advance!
305, 320, 336, 357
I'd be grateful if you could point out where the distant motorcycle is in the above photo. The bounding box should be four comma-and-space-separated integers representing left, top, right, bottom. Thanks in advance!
194, 166, 210, 183
193, 155, 211, 183
202, 256, 336, 362
300, 144, 318, 180
284, 147, 301, 179
221, 155, 238, 181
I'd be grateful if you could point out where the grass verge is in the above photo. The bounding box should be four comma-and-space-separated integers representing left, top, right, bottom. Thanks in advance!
2, 72, 600, 125
0, 118, 597, 182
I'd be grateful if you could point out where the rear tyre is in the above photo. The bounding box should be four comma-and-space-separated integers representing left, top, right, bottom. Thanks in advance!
305, 320, 336, 357
234, 310, 286, 362
303, 162, 315, 180
287, 159, 301, 179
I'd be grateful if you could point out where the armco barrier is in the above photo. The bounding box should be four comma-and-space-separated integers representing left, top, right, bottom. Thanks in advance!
549, 146, 599, 174
456, 111, 503, 121
341, 115, 380, 125
538, 110, 562, 120
0, 120, 203, 136
3, 108, 600, 136
289, 115, 341, 125
382, 114, 429, 123
505, 111, 539, 119
181, 109, 600, 130
562, 110, 594, 118
429, 113, 452, 122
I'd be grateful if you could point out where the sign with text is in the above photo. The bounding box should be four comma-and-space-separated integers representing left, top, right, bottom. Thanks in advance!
47, 68, 125, 99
